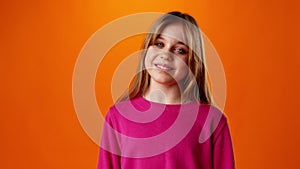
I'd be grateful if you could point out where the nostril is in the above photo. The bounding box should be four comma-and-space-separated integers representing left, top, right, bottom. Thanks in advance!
160, 54, 170, 60
159, 51, 173, 60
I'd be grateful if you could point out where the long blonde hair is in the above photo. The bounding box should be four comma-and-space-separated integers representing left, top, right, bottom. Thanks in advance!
118, 11, 213, 104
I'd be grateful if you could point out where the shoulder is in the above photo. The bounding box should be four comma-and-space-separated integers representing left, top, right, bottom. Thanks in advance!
106, 98, 133, 113
198, 104, 227, 123
197, 104, 229, 143
105, 98, 138, 122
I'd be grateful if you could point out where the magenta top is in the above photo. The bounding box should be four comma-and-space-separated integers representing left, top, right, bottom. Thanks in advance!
98, 96, 235, 169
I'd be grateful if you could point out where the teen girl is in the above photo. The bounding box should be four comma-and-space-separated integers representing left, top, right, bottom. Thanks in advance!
98, 11, 235, 169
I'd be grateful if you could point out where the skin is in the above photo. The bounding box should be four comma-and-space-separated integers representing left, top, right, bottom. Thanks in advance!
144, 23, 189, 104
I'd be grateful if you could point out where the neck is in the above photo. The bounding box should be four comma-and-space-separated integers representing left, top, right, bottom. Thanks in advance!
144, 80, 183, 104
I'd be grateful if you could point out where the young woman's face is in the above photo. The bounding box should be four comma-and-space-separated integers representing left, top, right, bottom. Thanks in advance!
144, 23, 189, 86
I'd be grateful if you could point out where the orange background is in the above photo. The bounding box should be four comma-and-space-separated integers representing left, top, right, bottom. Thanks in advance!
1, 0, 300, 168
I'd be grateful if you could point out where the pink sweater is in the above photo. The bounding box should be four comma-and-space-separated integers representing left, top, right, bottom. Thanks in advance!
98, 96, 235, 169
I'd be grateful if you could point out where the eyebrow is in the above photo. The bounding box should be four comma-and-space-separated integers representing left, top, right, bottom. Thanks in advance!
156, 36, 188, 47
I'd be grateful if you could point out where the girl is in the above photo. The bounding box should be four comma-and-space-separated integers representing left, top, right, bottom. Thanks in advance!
98, 11, 235, 169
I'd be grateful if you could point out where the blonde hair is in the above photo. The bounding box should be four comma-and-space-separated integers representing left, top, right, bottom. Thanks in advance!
118, 11, 213, 104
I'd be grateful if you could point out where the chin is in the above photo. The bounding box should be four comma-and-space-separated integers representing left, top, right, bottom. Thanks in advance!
152, 77, 178, 85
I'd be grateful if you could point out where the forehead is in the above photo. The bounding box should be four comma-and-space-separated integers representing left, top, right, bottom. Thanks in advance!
159, 23, 187, 45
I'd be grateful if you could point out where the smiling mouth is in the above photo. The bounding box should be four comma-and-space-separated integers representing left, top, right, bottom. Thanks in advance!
154, 64, 173, 71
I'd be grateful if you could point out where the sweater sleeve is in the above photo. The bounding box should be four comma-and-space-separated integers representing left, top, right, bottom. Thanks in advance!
213, 116, 235, 169
97, 108, 121, 169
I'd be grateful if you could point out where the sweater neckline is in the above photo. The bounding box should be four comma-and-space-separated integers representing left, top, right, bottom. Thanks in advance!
135, 96, 197, 107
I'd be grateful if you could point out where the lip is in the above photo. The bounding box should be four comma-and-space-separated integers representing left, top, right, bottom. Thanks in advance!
154, 63, 174, 72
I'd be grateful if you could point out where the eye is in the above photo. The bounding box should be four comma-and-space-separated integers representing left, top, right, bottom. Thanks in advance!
153, 41, 164, 48
175, 48, 188, 55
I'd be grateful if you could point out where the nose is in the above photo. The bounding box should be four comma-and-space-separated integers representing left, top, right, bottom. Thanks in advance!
159, 47, 173, 61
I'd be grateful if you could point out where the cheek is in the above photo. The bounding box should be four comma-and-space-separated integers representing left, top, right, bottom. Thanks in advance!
175, 58, 189, 80
144, 48, 156, 68
179, 64, 189, 76
176, 56, 188, 69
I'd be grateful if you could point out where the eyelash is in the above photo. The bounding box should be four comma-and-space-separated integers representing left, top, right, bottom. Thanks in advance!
154, 42, 164, 48
153, 42, 188, 55
175, 48, 187, 55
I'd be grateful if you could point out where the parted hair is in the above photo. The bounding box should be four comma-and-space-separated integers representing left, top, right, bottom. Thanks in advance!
117, 11, 213, 104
